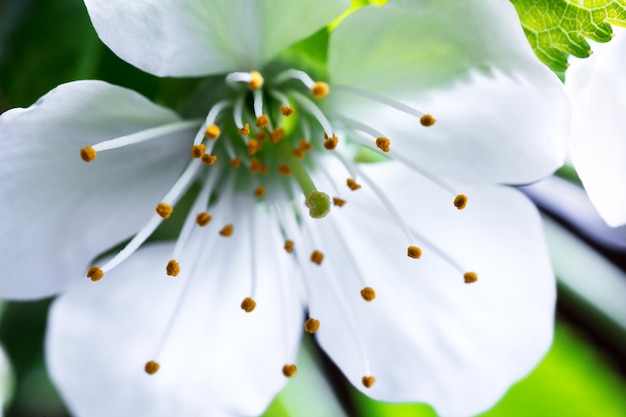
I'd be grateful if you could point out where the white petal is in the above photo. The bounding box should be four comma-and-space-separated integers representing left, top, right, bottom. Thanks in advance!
84, 0, 349, 77
0, 81, 193, 299
46, 199, 303, 417
298, 162, 555, 417
328, 0, 569, 184
566, 29, 626, 227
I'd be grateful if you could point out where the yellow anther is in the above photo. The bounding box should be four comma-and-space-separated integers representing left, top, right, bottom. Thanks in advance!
166, 259, 180, 277
238, 123, 250, 136
304, 318, 320, 333
261, 164, 269, 174
196, 212, 212, 226
248, 71, 264, 89
248, 139, 259, 155
254, 184, 265, 198
229, 157, 241, 168
219, 224, 233, 237
407, 245, 422, 259
292, 148, 305, 159
333, 197, 346, 207
280, 104, 295, 116
270, 127, 285, 143
241, 297, 257, 312
323, 135, 338, 150
375, 137, 390, 152
299, 139, 313, 152
277, 164, 291, 176
282, 364, 297, 378
86, 266, 104, 282
284, 240, 294, 253
464, 272, 478, 284
191, 144, 206, 159
201, 154, 218, 166
311, 81, 329, 99
360, 287, 376, 302
156, 203, 173, 219
346, 178, 361, 191
80, 146, 97, 162
250, 157, 263, 174
454, 194, 468, 210
420, 114, 436, 127
310, 250, 324, 265
256, 115, 270, 128
204, 124, 221, 140
145, 360, 160, 375
255, 131, 268, 142
362, 376, 375, 388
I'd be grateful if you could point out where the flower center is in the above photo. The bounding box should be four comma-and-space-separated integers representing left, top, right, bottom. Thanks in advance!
77, 68, 477, 386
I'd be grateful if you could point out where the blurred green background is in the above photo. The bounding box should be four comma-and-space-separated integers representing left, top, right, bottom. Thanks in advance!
1, 0, 625, 416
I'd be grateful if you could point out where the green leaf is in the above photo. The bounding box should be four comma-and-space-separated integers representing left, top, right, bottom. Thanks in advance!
510, 0, 626, 72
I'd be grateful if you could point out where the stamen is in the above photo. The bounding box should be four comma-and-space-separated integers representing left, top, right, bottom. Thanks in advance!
334, 85, 427, 119
238, 123, 250, 136
292, 148, 304, 159
464, 272, 478, 284
289, 90, 334, 137
166, 259, 180, 277
284, 240, 294, 253
241, 297, 257, 312
420, 114, 436, 127
155, 203, 173, 219
375, 137, 391, 152
191, 144, 206, 159
201, 154, 218, 166
277, 164, 291, 176
310, 250, 324, 265
454, 194, 468, 210
362, 376, 375, 388
333, 197, 346, 207
281, 104, 295, 116
219, 224, 233, 237
255, 131, 268, 142
86, 266, 104, 282
282, 364, 297, 378
94, 160, 201, 275
80, 146, 97, 162
226, 71, 264, 89
311, 82, 329, 99
407, 246, 423, 259
256, 115, 270, 128
250, 157, 263, 174
254, 185, 265, 198
323, 135, 339, 150
193, 100, 230, 146
229, 158, 242, 167
248, 71, 264, 89
84, 120, 200, 155
252, 89, 270, 128
346, 178, 361, 191
304, 318, 320, 333
270, 127, 285, 143
204, 124, 221, 140
144, 361, 160, 375
196, 212, 212, 226
360, 287, 376, 302
299, 139, 313, 152
248, 139, 258, 155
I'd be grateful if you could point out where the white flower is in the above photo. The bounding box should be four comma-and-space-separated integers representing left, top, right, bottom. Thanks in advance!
0, 1, 569, 417
566, 28, 626, 227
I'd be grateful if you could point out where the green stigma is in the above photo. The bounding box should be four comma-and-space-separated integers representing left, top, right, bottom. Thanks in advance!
306, 191, 331, 219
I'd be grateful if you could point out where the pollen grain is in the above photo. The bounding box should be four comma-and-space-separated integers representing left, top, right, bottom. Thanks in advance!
284, 240, 294, 253
454, 194, 468, 210
156, 203, 173, 219
166, 259, 180, 277
407, 245, 423, 259
219, 224, 234, 237
86, 266, 104, 282
310, 250, 324, 265
346, 178, 361, 191
80, 146, 97, 162
196, 212, 212, 226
